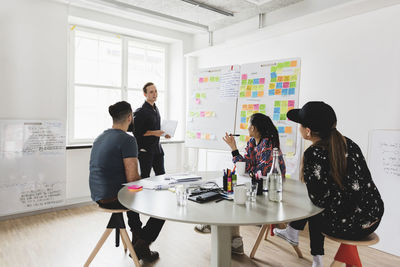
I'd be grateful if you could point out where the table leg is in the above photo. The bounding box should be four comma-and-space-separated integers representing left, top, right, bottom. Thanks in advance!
211, 225, 232, 267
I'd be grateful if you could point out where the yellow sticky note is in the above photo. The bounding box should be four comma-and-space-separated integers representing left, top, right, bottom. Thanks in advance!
286, 139, 294, 146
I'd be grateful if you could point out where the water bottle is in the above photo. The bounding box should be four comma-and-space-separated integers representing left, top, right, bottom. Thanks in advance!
268, 148, 282, 202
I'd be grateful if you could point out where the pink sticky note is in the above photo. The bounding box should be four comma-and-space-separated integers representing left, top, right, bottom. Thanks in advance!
195, 98, 201, 104
259, 78, 265, 84
288, 100, 295, 107
196, 132, 201, 139
253, 104, 259, 110
200, 111, 205, 117
283, 82, 290, 88
199, 78, 204, 83
242, 74, 248, 80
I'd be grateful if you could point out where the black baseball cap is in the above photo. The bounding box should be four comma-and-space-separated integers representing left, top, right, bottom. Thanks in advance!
287, 101, 337, 132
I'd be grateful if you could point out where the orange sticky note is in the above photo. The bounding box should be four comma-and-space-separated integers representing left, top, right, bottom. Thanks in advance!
277, 76, 284, 82
257, 91, 264, 97
204, 77, 208, 82
275, 89, 282, 95
242, 104, 248, 110
240, 123, 247, 129
290, 61, 297, 67
245, 91, 251, 97
285, 127, 292, 133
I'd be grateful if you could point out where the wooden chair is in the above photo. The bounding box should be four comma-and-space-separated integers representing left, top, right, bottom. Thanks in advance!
250, 224, 303, 259
84, 207, 140, 267
323, 233, 379, 267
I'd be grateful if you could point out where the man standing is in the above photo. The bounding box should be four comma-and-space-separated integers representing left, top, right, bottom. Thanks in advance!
89, 101, 164, 262
131, 82, 170, 178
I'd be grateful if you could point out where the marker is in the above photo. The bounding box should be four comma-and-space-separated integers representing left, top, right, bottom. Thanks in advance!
229, 134, 240, 137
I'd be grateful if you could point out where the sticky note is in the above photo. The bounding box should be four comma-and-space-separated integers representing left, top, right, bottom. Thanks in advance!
241, 117, 246, 123
199, 78, 203, 83
242, 74, 247, 80
200, 111, 205, 117
246, 111, 252, 116
285, 127, 292, 133
290, 75, 297, 81
241, 79, 247, 85
196, 93, 200, 98
274, 101, 281, 107
271, 72, 277, 78
278, 127, 285, 133
259, 78, 265, 84
289, 88, 295, 95
294, 68, 300, 75
284, 76, 290, 82
260, 104, 266, 110
240, 92, 245, 97
288, 106, 294, 112
284, 61, 291, 67
288, 100, 295, 107
246, 85, 252, 91
240, 135, 246, 142
260, 110, 266, 114
205, 111, 211, 117
271, 66, 277, 72
245, 91, 251, 97
270, 77, 277, 82
252, 91, 258, 97
210, 77, 215, 82
195, 98, 200, 104
286, 139, 294, 146
215, 77, 220, 82
283, 82, 290, 88
257, 91, 264, 97
282, 101, 288, 107
276, 82, 283, 88
254, 78, 259, 84
241, 111, 246, 116
275, 89, 282, 95
201, 93, 206, 98
282, 89, 288, 95
240, 123, 247, 129
274, 107, 280, 113
277, 63, 284, 68
254, 104, 259, 110
205, 134, 210, 140
240, 86, 246, 92
248, 104, 254, 110
269, 89, 275, 96
242, 104, 248, 110
204, 77, 208, 82
281, 106, 288, 113
290, 82, 296, 87
280, 114, 287, 120
276, 68, 283, 74
245, 136, 250, 142
277, 76, 284, 82
273, 114, 280, 121
196, 132, 201, 139
290, 61, 297, 67
269, 83, 275, 89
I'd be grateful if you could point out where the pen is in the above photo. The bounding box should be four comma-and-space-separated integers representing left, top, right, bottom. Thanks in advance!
215, 198, 224, 203
229, 134, 240, 137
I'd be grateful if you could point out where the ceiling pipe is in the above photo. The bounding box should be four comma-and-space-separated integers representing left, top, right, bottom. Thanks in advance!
182, 0, 234, 17
258, 13, 265, 29
208, 31, 213, 46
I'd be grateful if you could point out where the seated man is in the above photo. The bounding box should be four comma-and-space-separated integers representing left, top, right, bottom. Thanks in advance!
89, 101, 165, 262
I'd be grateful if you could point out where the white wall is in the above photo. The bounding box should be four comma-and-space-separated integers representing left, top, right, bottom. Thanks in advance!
187, 3, 400, 256
0, 0, 192, 208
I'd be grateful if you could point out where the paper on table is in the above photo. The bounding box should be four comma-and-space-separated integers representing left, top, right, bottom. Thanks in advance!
161, 120, 178, 137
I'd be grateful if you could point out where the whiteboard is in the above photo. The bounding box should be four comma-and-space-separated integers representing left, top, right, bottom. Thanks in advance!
185, 65, 240, 150
368, 130, 400, 256
0, 120, 66, 216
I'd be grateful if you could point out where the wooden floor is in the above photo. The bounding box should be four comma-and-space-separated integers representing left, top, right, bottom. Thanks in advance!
0, 204, 398, 267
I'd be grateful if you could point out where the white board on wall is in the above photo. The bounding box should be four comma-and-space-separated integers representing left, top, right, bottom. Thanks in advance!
368, 129, 400, 256
0, 120, 66, 216
185, 65, 240, 150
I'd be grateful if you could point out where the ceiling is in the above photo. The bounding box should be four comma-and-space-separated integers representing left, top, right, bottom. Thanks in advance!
70, 0, 305, 32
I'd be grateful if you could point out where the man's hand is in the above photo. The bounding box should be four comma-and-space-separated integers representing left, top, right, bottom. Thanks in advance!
144, 130, 165, 137
165, 134, 171, 139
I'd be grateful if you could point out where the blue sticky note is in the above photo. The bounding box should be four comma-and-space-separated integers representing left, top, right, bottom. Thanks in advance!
274, 107, 280, 113
273, 114, 280, 121
278, 127, 285, 133
269, 89, 275, 96
241, 117, 246, 123
282, 89, 288, 95
252, 91, 258, 97
271, 72, 277, 78
276, 82, 283, 88
253, 78, 259, 84
289, 88, 295, 95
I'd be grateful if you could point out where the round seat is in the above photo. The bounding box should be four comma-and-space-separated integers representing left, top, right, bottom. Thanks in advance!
323, 232, 379, 246
97, 207, 129, 213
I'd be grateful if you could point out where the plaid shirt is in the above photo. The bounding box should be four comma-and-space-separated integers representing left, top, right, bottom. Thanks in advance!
233, 137, 286, 176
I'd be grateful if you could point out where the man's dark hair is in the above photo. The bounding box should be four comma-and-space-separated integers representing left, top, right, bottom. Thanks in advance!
108, 101, 132, 123
143, 82, 154, 93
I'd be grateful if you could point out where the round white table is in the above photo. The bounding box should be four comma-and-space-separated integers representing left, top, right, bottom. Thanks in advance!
118, 171, 323, 267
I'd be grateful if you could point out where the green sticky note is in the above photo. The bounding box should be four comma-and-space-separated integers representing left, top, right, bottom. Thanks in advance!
282, 101, 288, 107
260, 110, 266, 114
241, 111, 246, 117
275, 101, 281, 107
246, 111, 252, 116
240, 86, 246, 92
277, 63, 284, 68
248, 79, 253, 85
196, 93, 200, 98
270, 77, 277, 82
271, 66, 277, 72
210, 77, 215, 82
242, 79, 247, 85
260, 104, 266, 110
280, 114, 286, 120
284, 61, 290, 67
290, 75, 297, 81
240, 135, 245, 142
201, 93, 206, 98
290, 82, 296, 87
215, 77, 220, 82
240, 92, 245, 97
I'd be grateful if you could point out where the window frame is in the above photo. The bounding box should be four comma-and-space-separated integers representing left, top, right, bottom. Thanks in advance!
67, 25, 168, 145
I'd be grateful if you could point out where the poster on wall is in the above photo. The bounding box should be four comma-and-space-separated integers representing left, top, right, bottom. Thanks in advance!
186, 65, 240, 150
0, 120, 66, 216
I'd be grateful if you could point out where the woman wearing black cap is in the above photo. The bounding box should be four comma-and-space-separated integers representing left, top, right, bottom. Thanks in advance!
273, 101, 384, 267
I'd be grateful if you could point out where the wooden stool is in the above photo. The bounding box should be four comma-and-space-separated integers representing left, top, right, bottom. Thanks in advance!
323, 233, 379, 267
250, 224, 303, 259
84, 207, 140, 267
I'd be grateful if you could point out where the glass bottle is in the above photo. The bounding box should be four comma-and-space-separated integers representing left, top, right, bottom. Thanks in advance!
268, 148, 282, 202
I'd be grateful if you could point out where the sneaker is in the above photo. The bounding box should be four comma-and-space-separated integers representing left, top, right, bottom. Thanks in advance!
231, 236, 244, 255
273, 226, 299, 246
194, 224, 211, 234
133, 239, 159, 262
312, 255, 323, 267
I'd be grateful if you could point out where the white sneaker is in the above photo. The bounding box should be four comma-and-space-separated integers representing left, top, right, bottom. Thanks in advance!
273, 225, 299, 246
231, 236, 244, 255
312, 255, 323, 267
194, 224, 211, 234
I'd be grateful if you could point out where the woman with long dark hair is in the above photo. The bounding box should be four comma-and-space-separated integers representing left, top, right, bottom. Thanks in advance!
274, 101, 384, 267
224, 112, 285, 176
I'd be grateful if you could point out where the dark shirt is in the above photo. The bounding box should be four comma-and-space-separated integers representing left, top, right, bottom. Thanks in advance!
132, 101, 163, 154
303, 137, 384, 236
89, 129, 138, 202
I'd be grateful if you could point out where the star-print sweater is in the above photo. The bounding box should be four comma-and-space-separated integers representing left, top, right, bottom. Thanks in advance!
303, 137, 384, 236
232, 137, 286, 177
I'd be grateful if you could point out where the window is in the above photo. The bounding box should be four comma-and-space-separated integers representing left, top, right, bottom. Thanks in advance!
68, 27, 166, 144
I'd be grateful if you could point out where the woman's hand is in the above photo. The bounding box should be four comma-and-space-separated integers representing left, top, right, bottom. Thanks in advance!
223, 132, 238, 151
